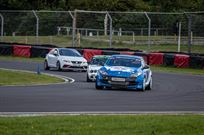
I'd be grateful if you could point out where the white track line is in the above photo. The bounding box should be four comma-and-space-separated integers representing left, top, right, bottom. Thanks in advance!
0, 111, 204, 117
0, 68, 75, 86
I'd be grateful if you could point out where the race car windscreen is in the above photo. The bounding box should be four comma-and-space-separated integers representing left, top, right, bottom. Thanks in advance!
59, 49, 82, 57
106, 57, 142, 68
90, 58, 108, 65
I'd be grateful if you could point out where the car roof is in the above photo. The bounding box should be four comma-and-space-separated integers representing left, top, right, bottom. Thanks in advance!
111, 55, 143, 59
93, 55, 110, 59
57, 48, 76, 51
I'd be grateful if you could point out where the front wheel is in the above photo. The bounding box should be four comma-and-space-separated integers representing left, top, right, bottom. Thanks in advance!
86, 74, 92, 82
95, 81, 103, 90
44, 60, 50, 70
146, 77, 152, 90
56, 61, 62, 71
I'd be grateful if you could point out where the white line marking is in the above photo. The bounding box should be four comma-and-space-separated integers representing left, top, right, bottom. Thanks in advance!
0, 111, 204, 117
0, 68, 75, 86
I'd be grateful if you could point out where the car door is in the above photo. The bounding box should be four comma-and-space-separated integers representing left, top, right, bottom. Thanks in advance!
47, 49, 59, 67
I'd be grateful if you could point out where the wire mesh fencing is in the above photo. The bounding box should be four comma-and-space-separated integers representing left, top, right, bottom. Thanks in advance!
0, 10, 204, 53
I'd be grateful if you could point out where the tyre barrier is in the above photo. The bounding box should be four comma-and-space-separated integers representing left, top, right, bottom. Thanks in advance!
149, 53, 164, 65
174, 54, 190, 68
13, 45, 31, 58
0, 42, 203, 69
0, 44, 13, 56
83, 49, 102, 62
163, 53, 175, 66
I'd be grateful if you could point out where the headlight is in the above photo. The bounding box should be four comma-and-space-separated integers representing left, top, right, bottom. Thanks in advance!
63, 59, 71, 63
130, 71, 142, 78
99, 70, 108, 76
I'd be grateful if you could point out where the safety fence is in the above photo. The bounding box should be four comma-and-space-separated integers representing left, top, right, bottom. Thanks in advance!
0, 10, 204, 53
0, 42, 203, 69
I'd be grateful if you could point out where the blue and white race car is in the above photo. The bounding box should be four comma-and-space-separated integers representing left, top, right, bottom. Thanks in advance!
95, 55, 152, 91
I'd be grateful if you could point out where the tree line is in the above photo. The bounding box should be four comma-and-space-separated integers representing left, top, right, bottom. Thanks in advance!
1, 0, 204, 12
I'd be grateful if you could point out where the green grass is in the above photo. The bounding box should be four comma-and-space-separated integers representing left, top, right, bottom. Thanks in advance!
0, 115, 203, 135
1, 36, 204, 53
0, 69, 63, 86
0, 55, 44, 62
151, 65, 204, 75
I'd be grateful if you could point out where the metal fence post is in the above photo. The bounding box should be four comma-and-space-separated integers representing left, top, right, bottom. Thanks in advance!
0, 13, 4, 40
107, 12, 112, 47
72, 10, 77, 47
69, 11, 75, 47
32, 10, 39, 44
185, 13, 192, 54
177, 22, 181, 52
144, 12, 151, 51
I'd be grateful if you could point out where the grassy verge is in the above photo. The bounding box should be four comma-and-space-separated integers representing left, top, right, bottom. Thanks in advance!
0, 55, 44, 62
151, 65, 204, 75
0, 69, 64, 86
0, 115, 203, 135
1, 36, 204, 53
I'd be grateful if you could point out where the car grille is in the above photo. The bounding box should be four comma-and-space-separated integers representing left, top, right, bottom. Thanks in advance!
101, 76, 138, 86
71, 61, 82, 64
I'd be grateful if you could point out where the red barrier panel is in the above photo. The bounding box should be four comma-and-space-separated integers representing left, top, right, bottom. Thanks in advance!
13, 45, 31, 58
120, 51, 135, 55
149, 53, 164, 65
83, 49, 102, 62
174, 54, 190, 68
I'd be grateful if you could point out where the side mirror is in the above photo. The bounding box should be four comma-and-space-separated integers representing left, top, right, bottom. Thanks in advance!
143, 64, 150, 69
53, 51, 58, 56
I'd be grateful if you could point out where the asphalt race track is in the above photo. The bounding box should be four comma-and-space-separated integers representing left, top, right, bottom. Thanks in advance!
0, 60, 204, 113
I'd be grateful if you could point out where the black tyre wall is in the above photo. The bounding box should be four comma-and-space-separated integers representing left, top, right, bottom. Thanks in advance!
0, 45, 13, 56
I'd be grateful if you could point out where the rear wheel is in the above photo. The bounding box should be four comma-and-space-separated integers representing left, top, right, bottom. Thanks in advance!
56, 61, 61, 71
95, 81, 103, 90
44, 60, 49, 70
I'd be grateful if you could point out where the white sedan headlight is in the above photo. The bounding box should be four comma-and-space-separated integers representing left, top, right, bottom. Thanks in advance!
63, 59, 71, 63
130, 71, 142, 77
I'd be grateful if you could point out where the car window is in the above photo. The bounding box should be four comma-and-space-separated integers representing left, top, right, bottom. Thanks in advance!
59, 49, 81, 57
106, 57, 141, 68
90, 58, 108, 65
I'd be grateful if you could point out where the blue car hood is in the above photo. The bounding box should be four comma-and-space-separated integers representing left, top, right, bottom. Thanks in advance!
102, 66, 141, 77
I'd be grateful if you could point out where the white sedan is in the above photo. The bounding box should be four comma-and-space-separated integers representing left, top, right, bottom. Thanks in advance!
87, 55, 110, 82
44, 48, 88, 71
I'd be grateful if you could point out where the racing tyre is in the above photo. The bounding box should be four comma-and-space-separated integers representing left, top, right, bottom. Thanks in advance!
56, 61, 62, 71
139, 79, 146, 91
44, 60, 50, 70
95, 81, 103, 90
86, 74, 92, 82
146, 77, 152, 90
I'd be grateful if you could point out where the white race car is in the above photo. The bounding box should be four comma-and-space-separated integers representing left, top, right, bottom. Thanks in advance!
87, 55, 110, 82
44, 48, 88, 71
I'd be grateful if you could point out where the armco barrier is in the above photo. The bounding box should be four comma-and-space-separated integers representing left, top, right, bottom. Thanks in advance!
83, 49, 102, 62
174, 54, 189, 68
149, 53, 164, 65
30, 46, 52, 58
189, 55, 204, 69
0, 44, 13, 56
13, 45, 31, 58
163, 53, 175, 66
102, 50, 120, 55
133, 52, 149, 64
